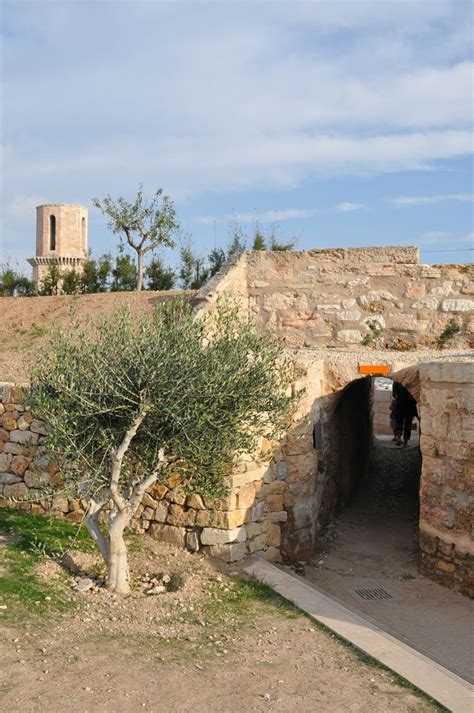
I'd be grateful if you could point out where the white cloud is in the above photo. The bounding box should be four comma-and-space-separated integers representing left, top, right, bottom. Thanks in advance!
193, 207, 319, 225
335, 202, 365, 213
391, 193, 474, 206
5, 195, 49, 219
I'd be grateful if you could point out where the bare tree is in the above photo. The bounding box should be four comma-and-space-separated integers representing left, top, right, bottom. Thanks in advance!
31, 298, 294, 593
92, 186, 179, 291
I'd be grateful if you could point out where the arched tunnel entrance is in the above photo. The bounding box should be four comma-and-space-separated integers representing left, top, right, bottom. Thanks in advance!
287, 360, 473, 682
310, 374, 422, 583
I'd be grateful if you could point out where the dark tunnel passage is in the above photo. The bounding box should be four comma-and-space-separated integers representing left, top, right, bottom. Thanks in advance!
321, 375, 422, 575
327, 376, 373, 511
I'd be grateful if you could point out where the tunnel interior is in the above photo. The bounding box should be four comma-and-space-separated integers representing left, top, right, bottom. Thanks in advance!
322, 375, 422, 569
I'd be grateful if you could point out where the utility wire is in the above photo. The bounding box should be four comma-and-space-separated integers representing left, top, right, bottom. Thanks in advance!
420, 248, 473, 253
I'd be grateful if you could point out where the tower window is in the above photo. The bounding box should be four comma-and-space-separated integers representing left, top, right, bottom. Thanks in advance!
82, 217, 86, 245
50, 215, 56, 251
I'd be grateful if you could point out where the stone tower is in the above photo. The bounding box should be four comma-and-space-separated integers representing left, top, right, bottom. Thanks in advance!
28, 204, 88, 286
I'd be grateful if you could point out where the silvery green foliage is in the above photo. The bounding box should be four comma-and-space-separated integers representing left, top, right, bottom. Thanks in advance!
31, 298, 294, 503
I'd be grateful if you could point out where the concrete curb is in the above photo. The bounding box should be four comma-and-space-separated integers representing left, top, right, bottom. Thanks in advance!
244, 559, 474, 713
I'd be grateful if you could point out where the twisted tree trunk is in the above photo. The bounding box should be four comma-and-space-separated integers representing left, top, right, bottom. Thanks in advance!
107, 526, 130, 593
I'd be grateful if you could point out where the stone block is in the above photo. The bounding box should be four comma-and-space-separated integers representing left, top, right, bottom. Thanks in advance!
440, 299, 473, 312
248, 533, 267, 553
10, 430, 39, 446
149, 482, 168, 500
186, 493, 205, 510
1, 412, 17, 431
265, 494, 285, 512
251, 501, 265, 522
337, 310, 361, 322
235, 480, 262, 509
404, 282, 426, 299
264, 546, 282, 563
437, 559, 455, 573
266, 524, 281, 547
186, 530, 200, 552
217, 509, 250, 528
4, 482, 28, 499
10, 455, 30, 476
275, 461, 288, 481
149, 523, 186, 548
141, 493, 158, 509
201, 526, 246, 545
17, 414, 32, 431
245, 520, 270, 538
336, 330, 362, 344
0, 453, 11, 471
166, 471, 184, 489
52, 495, 69, 513
30, 419, 48, 435
166, 490, 186, 505
412, 297, 438, 310
196, 510, 212, 527
0, 472, 21, 485
270, 510, 288, 523
167, 503, 196, 527
268, 481, 285, 495
9, 386, 25, 402
142, 507, 155, 520
133, 504, 144, 519
154, 501, 169, 523
206, 542, 246, 562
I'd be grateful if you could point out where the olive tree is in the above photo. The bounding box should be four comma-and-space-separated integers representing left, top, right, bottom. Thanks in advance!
31, 299, 294, 594
92, 186, 179, 291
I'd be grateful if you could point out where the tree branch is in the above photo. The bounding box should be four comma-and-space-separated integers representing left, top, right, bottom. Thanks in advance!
128, 449, 171, 513
84, 497, 110, 562
110, 407, 149, 511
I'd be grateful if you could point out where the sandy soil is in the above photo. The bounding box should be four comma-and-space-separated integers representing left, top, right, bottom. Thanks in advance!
0, 538, 438, 713
0, 291, 185, 383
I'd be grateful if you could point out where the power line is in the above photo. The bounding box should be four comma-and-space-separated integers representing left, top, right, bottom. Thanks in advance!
420, 248, 473, 253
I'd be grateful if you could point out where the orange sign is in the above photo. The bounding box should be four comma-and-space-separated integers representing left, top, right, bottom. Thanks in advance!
359, 364, 390, 375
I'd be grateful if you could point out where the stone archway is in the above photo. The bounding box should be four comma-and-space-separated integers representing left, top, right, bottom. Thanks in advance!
279, 357, 472, 596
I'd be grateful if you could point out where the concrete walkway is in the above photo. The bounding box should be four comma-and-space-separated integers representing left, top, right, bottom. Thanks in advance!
244, 559, 474, 713
304, 436, 474, 684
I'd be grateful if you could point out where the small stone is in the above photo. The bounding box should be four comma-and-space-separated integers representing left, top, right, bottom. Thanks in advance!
186, 530, 200, 552
1, 413, 17, 431
30, 420, 49, 435
186, 493, 205, 510
76, 578, 94, 592
146, 585, 166, 595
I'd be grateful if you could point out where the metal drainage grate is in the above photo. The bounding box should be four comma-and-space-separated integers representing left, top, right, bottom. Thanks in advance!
350, 586, 398, 602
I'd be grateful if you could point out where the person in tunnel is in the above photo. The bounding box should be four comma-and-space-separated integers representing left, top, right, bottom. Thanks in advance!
392, 382, 419, 447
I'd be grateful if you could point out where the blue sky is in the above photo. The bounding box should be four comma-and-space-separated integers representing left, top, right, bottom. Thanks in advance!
1, 0, 473, 273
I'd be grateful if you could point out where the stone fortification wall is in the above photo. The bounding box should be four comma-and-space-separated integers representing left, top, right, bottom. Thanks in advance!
0, 383, 288, 564
415, 363, 473, 596
1, 358, 472, 593
197, 247, 473, 349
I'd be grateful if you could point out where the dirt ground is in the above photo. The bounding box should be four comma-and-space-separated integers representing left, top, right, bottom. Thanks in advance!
0, 291, 185, 382
0, 536, 439, 713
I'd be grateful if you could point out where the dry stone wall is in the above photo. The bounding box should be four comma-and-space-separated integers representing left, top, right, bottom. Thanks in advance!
197, 247, 473, 349
0, 383, 288, 564
414, 363, 473, 596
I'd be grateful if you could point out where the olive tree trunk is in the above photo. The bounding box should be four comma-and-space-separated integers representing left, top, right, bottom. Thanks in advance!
84, 503, 136, 594
136, 250, 144, 291
83, 412, 168, 594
